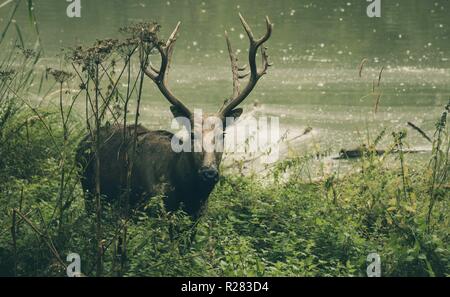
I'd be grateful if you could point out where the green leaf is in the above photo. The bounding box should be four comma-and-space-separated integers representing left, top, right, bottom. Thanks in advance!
0, 0, 21, 44
26, 0, 33, 22
14, 22, 24, 48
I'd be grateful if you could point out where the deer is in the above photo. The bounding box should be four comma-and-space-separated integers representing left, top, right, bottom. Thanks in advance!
76, 14, 273, 220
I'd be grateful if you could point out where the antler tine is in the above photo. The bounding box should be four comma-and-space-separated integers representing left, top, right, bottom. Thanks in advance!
238, 64, 248, 71
149, 62, 160, 74
238, 72, 251, 79
260, 47, 272, 76
166, 21, 181, 48
143, 21, 192, 117
219, 14, 273, 117
225, 30, 241, 98
238, 13, 255, 42
259, 16, 273, 45
159, 21, 180, 82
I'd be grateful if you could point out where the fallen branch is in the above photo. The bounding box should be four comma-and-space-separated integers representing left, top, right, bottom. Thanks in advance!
11, 209, 85, 276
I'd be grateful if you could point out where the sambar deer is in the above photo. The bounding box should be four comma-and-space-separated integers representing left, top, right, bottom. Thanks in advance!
76, 14, 273, 219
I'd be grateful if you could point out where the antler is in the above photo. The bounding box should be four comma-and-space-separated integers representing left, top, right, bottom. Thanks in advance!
143, 22, 192, 117
219, 14, 273, 117
225, 30, 241, 99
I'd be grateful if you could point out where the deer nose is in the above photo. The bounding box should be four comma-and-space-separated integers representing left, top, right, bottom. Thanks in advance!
199, 166, 219, 182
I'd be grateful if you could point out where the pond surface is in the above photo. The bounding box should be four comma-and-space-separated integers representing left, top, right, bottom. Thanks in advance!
2, 0, 449, 172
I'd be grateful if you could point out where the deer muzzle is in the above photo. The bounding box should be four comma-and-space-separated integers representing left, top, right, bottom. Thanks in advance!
199, 166, 219, 183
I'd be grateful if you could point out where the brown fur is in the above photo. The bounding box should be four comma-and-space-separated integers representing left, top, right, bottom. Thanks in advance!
76, 124, 219, 218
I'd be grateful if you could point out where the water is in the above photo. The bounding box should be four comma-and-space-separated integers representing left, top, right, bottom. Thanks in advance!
1, 0, 449, 171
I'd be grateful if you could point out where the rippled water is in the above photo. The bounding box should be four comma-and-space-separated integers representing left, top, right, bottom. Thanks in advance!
1, 0, 449, 171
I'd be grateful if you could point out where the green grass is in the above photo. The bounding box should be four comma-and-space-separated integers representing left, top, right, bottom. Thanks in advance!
0, 102, 448, 276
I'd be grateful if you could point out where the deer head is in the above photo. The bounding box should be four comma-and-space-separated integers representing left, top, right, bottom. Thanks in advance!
143, 14, 273, 183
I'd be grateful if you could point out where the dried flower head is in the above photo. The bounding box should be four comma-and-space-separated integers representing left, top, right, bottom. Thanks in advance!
16, 45, 37, 59
67, 38, 119, 71
116, 37, 139, 57
46, 68, 74, 84
119, 22, 160, 45
94, 38, 119, 56
0, 70, 15, 81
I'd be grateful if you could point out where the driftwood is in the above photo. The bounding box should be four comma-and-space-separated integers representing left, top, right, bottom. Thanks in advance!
334, 145, 428, 160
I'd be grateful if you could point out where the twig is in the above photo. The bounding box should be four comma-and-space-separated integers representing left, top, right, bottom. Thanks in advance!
407, 122, 432, 143
358, 58, 368, 78
13, 209, 68, 271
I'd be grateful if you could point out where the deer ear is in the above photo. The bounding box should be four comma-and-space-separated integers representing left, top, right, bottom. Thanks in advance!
224, 108, 243, 121
170, 105, 190, 119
